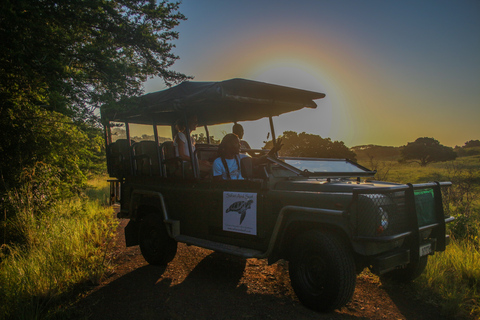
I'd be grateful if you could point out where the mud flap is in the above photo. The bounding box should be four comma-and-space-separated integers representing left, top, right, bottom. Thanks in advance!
125, 220, 140, 247
373, 249, 410, 275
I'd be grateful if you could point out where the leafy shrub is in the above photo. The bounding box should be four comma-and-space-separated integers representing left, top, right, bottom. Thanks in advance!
1, 162, 84, 247
448, 212, 480, 246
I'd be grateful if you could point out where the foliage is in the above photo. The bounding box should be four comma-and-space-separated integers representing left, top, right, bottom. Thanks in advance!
0, 178, 117, 320
0, 108, 108, 247
455, 140, 480, 157
0, 108, 103, 190
0, 0, 188, 245
351, 144, 400, 162
464, 140, 480, 148
264, 131, 357, 161
456, 146, 480, 157
449, 214, 480, 246
2, 163, 62, 246
193, 133, 221, 145
0, 0, 188, 178
399, 137, 457, 166
0, 0, 189, 119
442, 161, 480, 218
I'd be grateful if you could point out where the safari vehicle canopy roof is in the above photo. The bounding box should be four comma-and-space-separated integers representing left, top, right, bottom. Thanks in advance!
101, 78, 325, 126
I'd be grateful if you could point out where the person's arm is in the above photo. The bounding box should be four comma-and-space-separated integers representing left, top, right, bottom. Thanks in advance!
176, 133, 191, 161
212, 158, 224, 181
252, 138, 283, 166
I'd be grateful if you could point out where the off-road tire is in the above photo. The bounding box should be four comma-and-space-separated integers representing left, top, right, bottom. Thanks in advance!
380, 255, 428, 283
139, 213, 177, 265
289, 230, 356, 312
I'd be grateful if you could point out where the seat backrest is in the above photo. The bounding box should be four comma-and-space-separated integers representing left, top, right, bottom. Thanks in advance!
160, 140, 182, 177
195, 146, 219, 162
107, 139, 132, 178
161, 140, 176, 159
134, 141, 160, 175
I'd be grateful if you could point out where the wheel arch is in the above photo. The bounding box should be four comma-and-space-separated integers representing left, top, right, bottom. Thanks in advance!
125, 190, 172, 247
266, 206, 352, 264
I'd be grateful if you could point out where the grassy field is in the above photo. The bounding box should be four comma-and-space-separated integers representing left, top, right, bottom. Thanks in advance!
359, 155, 480, 319
0, 177, 116, 320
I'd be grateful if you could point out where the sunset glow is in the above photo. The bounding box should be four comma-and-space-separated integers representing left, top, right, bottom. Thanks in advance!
144, 0, 480, 148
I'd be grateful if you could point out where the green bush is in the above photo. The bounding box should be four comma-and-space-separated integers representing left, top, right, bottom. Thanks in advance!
449, 213, 480, 246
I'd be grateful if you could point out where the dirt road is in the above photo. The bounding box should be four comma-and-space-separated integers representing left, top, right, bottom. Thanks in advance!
75, 220, 450, 320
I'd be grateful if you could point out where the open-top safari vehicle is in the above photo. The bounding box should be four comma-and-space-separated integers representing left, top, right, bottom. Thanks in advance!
101, 78, 453, 312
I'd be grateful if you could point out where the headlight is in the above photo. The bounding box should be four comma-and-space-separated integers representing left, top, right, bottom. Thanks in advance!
377, 206, 389, 234
357, 193, 402, 237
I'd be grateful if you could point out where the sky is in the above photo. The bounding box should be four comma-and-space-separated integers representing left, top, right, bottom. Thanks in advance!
144, 0, 480, 149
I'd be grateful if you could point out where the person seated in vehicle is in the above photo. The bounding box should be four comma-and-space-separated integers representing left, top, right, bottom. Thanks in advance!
174, 116, 197, 162
213, 133, 282, 181
174, 115, 211, 175
232, 123, 251, 150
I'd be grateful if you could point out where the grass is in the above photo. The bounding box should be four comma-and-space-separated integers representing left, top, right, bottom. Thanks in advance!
360, 155, 480, 319
0, 177, 117, 320
417, 239, 480, 318
84, 175, 112, 205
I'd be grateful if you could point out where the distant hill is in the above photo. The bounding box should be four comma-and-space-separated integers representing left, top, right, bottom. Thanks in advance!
351, 145, 401, 162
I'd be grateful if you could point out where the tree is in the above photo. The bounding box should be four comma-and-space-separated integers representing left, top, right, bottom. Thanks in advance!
1, 0, 189, 119
0, 1, 188, 201
464, 140, 480, 148
455, 140, 480, 157
192, 133, 221, 145
400, 137, 456, 166
351, 145, 400, 162
264, 131, 357, 161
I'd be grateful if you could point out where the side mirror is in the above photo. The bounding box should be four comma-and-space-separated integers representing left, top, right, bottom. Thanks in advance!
240, 157, 253, 180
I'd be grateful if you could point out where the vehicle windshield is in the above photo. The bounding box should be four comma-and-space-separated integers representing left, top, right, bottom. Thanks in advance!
270, 157, 375, 178
283, 158, 368, 173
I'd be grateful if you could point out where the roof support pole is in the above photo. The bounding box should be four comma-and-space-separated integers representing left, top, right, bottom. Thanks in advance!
204, 125, 210, 144
269, 116, 278, 156
183, 113, 198, 178
126, 122, 134, 176
153, 122, 163, 177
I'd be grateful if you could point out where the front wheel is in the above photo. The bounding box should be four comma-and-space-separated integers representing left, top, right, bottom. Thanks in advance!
289, 230, 356, 312
380, 255, 428, 283
139, 213, 177, 266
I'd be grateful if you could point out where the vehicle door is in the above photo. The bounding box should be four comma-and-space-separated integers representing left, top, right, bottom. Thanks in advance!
201, 179, 268, 251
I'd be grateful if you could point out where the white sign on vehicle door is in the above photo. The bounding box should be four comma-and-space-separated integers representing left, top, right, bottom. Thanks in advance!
223, 192, 257, 235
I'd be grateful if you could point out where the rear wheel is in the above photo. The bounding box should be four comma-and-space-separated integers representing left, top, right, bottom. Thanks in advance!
139, 213, 177, 265
288, 230, 356, 312
380, 255, 428, 283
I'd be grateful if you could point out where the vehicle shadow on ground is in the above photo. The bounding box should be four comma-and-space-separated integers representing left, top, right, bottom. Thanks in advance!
76, 250, 363, 320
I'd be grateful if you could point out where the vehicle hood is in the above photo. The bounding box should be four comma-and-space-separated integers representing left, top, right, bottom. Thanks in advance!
274, 179, 402, 193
